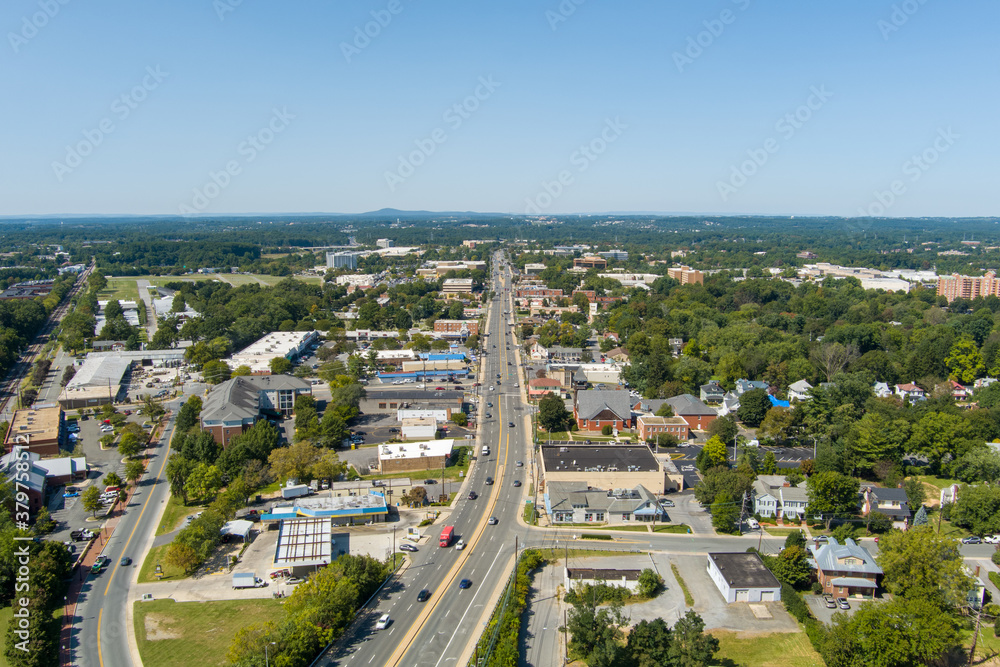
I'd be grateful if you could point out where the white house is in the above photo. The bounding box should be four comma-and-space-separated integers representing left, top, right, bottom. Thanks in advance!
894, 382, 926, 402
529, 341, 549, 361
752, 475, 809, 520
707, 552, 781, 603
873, 382, 892, 398
788, 380, 813, 402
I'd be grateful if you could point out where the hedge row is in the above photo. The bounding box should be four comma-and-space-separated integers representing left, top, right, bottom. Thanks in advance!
781, 583, 828, 661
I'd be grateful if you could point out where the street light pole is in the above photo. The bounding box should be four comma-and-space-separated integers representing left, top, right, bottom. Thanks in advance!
265, 641, 276, 667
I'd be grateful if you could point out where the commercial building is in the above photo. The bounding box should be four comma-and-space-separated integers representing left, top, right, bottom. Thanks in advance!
598, 250, 629, 261
810, 538, 882, 598
3, 407, 63, 456
667, 265, 704, 285
271, 517, 334, 573
377, 439, 454, 474
573, 256, 607, 270
433, 319, 479, 337
441, 278, 475, 296
0, 451, 46, 513
397, 409, 449, 422
58, 349, 186, 409
360, 390, 463, 416
400, 417, 438, 441
574, 389, 633, 432
937, 271, 1000, 302
528, 377, 562, 398
545, 482, 667, 525
200, 375, 311, 446
663, 394, 717, 431
706, 552, 782, 603
541, 445, 675, 494
262, 490, 389, 525
326, 251, 363, 270
376, 238, 395, 249
516, 286, 563, 299
565, 568, 641, 593
335, 274, 378, 290
0, 280, 55, 300
225, 331, 319, 375
524, 263, 546, 275
636, 415, 690, 441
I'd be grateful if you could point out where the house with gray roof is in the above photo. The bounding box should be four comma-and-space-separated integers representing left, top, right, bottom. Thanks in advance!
574, 389, 633, 432
544, 481, 666, 525
861, 484, 911, 529
752, 475, 809, 520
699, 381, 726, 404
788, 380, 814, 402
663, 393, 718, 430
809, 537, 882, 598
0, 450, 47, 514
735, 379, 770, 395
200, 374, 311, 447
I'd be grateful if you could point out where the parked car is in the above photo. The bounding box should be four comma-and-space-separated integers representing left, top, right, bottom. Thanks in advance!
375, 614, 391, 630
63, 491, 79, 498
286, 577, 303, 585
983, 535, 1000, 544
399, 544, 418, 553
416, 589, 431, 602
813, 535, 829, 543
961, 536, 982, 544
824, 597, 837, 609
837, 598, 850, 610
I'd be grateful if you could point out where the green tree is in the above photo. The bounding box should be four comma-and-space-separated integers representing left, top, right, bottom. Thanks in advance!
736, 389, 771, 427
184, 463, 222, 502
845, 413, 910, 474
907, 411, 976, 473
451, 412, 468, 427
202, 359, 231, 384
693, 465, 753, 507
949, 483, 1000, 537
104, 471, 123, 487
668, 610, 720, 667
765, 545, 811, 588
118, 431, 140, 458
269, 356, 293, 375
761, 451, 777, 475
711, 492, 740, 534
823, 597, 960, 667
655, 403, 675, 418
231, 364, 253, 376
124, 459, 144, 485
166, 456, 197, 503
174, 395, 202, 434
268, 440, 324, 483
81, 486, 102, 517
697, 436, 729, 473
950, 446, 1000, 483
945, 337, 985, 384
637, 568, 664, 598
758, 406, 795, 441
538, 392, 572, 432
165, 542, 200, 574
806, 471, 859, 528
707, 414, 738, 444
913, 505, 928, 526
902, 477, 926, 509
624, 618, 672, 667
877, 526, 972, 608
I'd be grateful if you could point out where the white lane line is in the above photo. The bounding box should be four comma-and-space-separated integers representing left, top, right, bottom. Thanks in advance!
432, 547, 507, 667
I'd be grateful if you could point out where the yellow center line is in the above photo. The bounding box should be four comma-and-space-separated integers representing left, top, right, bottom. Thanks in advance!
98, 413, 178, 667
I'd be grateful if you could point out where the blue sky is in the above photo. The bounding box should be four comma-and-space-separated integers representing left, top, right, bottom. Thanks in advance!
1, 0, 996, 217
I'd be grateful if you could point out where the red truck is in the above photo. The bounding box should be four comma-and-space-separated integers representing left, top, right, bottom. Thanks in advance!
439, 526, 454, 547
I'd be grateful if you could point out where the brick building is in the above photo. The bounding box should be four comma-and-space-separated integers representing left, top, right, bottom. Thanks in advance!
574, 389, 633, 432
433, 319, 479, 336
573, 255, 607, 270
377, 439, 454, 474
200, 375, 311, 447
667, 265, 704, 285
3, 407, 63, 456
636, 415, 690, 441
936, 271, 1000, 302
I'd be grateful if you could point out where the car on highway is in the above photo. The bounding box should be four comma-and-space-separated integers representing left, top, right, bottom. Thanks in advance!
468, 491, 477, 500
837, 598, 850, 610
485, 477, 493, 485
508, 421, 515, 428
488, 516, 498, 525
513, 480, 521, 487
487, 402, 493, 407
399, 544, 418, 553
459, 579, 472, 589
515, 460, 523, 467
961, 536, 982, 544
485, 413, 492, 419
375, 614, 391, 630
435, 386, 446, 390
416, 589, 431, 602
489, 386, 494, 391
120, 556, 132, 566
455, 539, 466, 550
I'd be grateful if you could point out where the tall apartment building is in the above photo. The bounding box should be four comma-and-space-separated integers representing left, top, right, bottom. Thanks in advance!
937, 271, 1000, 302
667, 265, 704, 285
326, 251, 362, 270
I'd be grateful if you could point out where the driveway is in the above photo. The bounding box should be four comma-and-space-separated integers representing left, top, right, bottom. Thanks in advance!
663, 491, 714, 535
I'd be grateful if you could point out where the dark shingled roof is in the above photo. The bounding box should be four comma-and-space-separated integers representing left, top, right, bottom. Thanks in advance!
709, 552, 781, 589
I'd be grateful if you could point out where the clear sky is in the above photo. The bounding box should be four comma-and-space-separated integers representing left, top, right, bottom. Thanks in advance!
1, 0, 996, 217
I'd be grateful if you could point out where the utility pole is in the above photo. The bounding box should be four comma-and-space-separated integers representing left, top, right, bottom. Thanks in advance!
737, 491, 749, 535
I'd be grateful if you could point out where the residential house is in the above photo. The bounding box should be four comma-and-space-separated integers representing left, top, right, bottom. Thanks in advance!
894, 382, 926, 402
810, 538, 882, 598
604, 347, 630, 363
550, 346, 584, 363
717, 392, 740, 418
699, 381, 726, 404
528, 377, 562, 399
574, 389, 633, 432
974, 377, 998, 389
872, 382, 893, 398
545, 482, 666, 525
861, 485, 911, 529
529, 341, 549, 361
940, 483, 960, 506
663, 394, 717, 431
752, 475, 809, 520
950, 380, 971, 401
788, 380, 814, 402
636, 415, 690, 441
735, 379, 770, 395
668, 338, 684, 357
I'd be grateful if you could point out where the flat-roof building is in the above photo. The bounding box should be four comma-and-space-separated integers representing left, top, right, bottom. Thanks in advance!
378, 438, 454, 474
3, 407, 63, 456
707, 552, 782, 603
273, 517, 334, 572
262, 491, 388, 525
441, 278, 475, 295
400, 417, 438, 442
225, 331, 319, 375
540, 444, 669, 494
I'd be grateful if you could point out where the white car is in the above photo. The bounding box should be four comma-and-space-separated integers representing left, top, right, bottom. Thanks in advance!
984, 535, 1000, 544
375, 613, 390, 630
455, 539, 466, 550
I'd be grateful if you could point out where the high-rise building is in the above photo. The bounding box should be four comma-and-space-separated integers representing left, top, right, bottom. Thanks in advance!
326, 251, 362, 270
937, 271, 1000, 302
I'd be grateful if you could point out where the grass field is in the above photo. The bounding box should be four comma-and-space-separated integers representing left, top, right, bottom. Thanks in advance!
134, 598, 283, 667
713, 630, 824, 667
670, 562, 695, 606
155, 496, 206, 537
138, 543, 187, 584
764, 527, 806, 537
99, 276, 142, 302
0, 606, 10, 667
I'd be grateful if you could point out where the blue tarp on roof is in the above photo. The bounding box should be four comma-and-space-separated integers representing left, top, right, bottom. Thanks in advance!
768, 395, 791, 408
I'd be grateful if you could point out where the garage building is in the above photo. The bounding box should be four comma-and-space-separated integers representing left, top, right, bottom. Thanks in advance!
707, 552, 781, 603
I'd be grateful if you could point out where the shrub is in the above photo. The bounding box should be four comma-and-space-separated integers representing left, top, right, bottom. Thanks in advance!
781, 583, 812, 624
992, 550, 1000, 567
989, 572, 1000, 593
579, 533, 612, 540
601, 424, 613, 436
803, 618, 827, 655
811, 581, 823, 595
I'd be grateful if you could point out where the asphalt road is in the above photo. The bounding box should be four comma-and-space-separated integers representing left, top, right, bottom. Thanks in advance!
323, 254, 530, 667
69, 392, 186, 667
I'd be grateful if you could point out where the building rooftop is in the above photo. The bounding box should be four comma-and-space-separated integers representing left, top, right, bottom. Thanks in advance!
575, 389, 632, 421
810, 538, 883, 577
4, 407, 61, 447
201, 375, 310, 424
365, 390, 463, 402
567, 568, 642, 582
708, 552, 781, 589
379, 439, 454, 461
541, 445, 660, 473
664, 394, 717, 416
273, 517, 333, 568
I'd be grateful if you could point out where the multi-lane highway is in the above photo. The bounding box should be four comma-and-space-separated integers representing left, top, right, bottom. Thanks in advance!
326, 252, 534, 667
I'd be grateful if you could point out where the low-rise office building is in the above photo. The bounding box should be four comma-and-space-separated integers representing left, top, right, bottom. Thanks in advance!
541, 444, 673, 494
377, 439, 454, 474
3, 407, 63, 456
545, 482, 666, 525
200, 375, 311, 447
360, 390, 463, 416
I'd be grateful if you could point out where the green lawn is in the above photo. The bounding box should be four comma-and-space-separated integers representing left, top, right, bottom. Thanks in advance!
670, 562, 694, 606
99, 276, 141, 302
138, 543, 187, 584
0, 607, 10, 667
912, 474, 960, 491
155, 496, 206, 537
765, 527, 807, 537
134, 598, 283, 667
587, 524, 691, 533
713, 630, 824, 667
